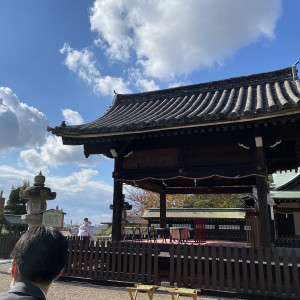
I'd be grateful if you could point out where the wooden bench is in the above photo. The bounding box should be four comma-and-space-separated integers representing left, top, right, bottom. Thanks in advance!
169, 288, 201, 300
126, 284, 159, 300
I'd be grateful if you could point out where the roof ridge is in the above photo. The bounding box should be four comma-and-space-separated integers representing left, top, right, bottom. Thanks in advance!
115, 67, 296, 105
49, 65, 300, 139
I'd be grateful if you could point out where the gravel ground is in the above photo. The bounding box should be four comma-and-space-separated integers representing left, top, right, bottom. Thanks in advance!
0, 264, 244, 300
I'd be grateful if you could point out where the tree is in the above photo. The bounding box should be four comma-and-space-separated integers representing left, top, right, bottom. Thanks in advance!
181, 194, 243, 208
125, 187, 187, 215
125, 186, 244, 215
4, 180, 30, 215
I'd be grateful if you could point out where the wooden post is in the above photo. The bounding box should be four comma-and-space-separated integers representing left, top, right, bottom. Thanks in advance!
254, 134, 273, 248
256, 175, 272, 248
160, 192, 166, 230
112, 157, 123, 242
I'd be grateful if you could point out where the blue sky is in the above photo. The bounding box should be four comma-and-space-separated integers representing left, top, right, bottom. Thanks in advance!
0, 0, 299, 225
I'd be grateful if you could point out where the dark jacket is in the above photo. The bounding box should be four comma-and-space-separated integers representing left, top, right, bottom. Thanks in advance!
0, 282, 46, 300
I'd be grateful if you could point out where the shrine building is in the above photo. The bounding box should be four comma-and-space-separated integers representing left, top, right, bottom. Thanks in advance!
49, 65, 300, 248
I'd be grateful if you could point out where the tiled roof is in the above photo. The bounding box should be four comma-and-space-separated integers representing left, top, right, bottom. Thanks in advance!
272, 171, 300, 189
126, 213, 148, 225
0, 215, 26, 225
270, 191, 300, 199
50, 66, 300, 137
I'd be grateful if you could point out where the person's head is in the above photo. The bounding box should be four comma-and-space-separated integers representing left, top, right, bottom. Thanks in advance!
10, 226, 68, 285
84, 218, 89, 225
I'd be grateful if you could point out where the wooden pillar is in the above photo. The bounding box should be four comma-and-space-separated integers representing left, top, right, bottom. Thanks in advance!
255, 134, 273, 248
256, 175, 272, 248
159, 192, 166, 229
112, 157, 123, 242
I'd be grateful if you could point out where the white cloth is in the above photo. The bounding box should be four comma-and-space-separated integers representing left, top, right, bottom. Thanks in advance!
78, 224, 97, 243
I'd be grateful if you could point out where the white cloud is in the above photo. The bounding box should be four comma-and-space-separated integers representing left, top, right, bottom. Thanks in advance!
44, 169, 113, 225
90, 0, 281, 80
129, 68, 159, 91
0, 165, 34, 188
59, 43, 100, 84
0, 87, 48, 152
60, 42, 131, 96
62, 109, 83, 125
47, 169, 112, 196
94, 75, 131, 95
90, 0, 134, 61
168, 81, 189, 89
0, 166, 113, 225
20, 135, 100, 171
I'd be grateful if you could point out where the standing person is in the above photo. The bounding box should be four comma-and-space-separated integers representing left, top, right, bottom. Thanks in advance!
0, 226, 68, 300
78, 218, 97, 244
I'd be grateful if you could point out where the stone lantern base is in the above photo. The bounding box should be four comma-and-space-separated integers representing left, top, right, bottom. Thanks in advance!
22, 213, 43, 228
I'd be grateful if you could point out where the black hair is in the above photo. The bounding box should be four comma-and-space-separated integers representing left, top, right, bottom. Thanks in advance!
84, 218, 88, 221
11, 226, 68, 284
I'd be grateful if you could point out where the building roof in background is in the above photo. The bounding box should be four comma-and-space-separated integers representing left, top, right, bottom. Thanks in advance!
272, 170, 300, 189
50, 66, 300, 139
0, 215, 26, 225
142, 208, 249, 220
271, 191, 300, 199
126, 213, 148, 224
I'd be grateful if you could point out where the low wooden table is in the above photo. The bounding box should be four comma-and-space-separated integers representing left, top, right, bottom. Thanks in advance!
169, 288, 201, 300
126, 284, 159, 300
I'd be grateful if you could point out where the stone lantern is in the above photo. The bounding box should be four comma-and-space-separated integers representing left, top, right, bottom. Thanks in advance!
109, 194, 132, 230
20, 171, 56, 228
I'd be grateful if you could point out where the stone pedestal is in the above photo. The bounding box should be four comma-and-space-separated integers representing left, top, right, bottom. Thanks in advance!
22, 213, 43, 227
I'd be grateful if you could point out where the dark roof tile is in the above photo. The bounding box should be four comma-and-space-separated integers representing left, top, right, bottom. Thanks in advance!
50, 66, 300, 137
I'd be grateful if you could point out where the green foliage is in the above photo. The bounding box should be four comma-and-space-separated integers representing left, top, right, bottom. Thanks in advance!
1, 226, 9, 234
192, 199, 214, 208
95, 226, 112, 236
125, 187, 189, 215
182, 193, 244, 208
4, 180, 30, 215
195, 194, 243, 208
126, 186, 245, 214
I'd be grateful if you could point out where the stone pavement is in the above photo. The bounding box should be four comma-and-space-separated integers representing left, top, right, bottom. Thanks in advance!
0, 264, 253, 299
0, 259, 11, 266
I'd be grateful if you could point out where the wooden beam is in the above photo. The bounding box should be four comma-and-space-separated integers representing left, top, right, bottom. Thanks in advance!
164, 186, 252, 194
114, 164, 257, 181
262, 122, 300, 142
123, 180, 165, 194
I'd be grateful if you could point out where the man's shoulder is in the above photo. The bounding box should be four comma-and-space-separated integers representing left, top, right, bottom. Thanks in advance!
0, 282, 46, 300
0, 292, 39, 299
0, 292, 37, 299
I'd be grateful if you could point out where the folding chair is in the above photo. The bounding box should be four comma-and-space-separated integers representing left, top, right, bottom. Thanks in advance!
139, 227, 149, 241
169, 288, 201, 300
126, 284, 159, 300
123, 227, 134, 241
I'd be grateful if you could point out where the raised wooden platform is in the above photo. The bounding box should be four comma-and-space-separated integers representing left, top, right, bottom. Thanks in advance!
127, 238, 250, 252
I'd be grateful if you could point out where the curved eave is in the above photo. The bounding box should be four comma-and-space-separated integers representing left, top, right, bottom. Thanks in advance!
49, 108, 300, 139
